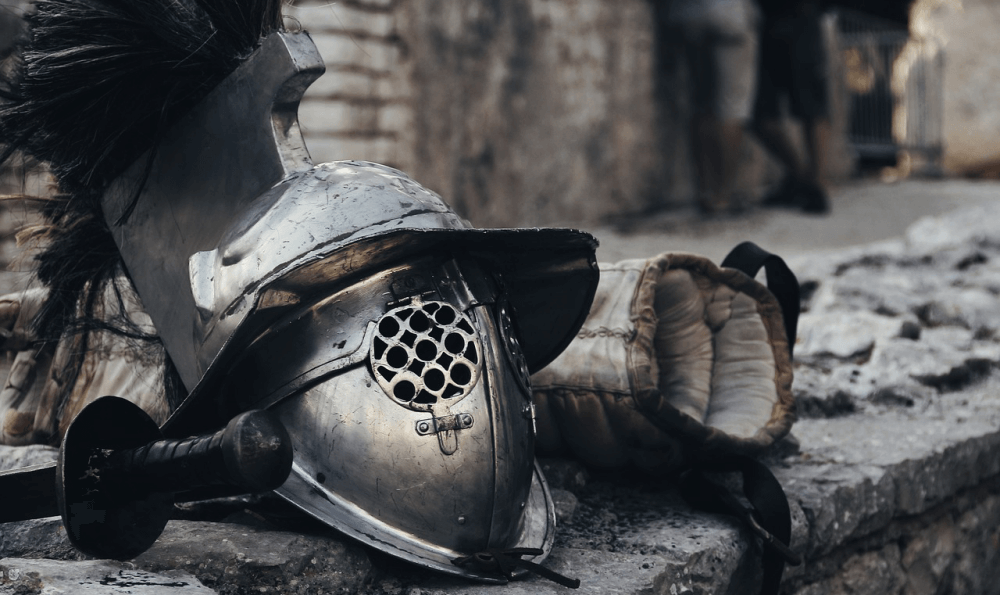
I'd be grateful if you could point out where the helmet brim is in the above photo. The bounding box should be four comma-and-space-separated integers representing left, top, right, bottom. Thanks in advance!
163, 226, 598, 438
274, 458, 557, 582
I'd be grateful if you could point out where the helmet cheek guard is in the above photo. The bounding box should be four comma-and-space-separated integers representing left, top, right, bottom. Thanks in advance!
221, 257, 551, 576
98, 32, 598, 580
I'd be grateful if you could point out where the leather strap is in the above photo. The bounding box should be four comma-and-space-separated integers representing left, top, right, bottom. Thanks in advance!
721, 241, 800, 356
679, 242, 803, 595
453, 548, 581, 589
680, 456, 801, 595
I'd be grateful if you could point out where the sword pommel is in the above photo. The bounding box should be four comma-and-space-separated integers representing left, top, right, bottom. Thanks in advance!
58, 396, 292, 560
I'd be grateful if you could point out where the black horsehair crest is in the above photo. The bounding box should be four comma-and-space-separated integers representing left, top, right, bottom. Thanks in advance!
0, 0, 286, 419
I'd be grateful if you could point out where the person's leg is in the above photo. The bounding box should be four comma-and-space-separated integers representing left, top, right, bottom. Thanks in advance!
796, 116, 831, 213
691, 115, 725, 213
754, 7, 830, 213
752, 29, 805, 206
692, 117, 746, 214
804, 116, 830, 186
756, 114, 830, 212
754, 118, 805, 180
685, 30, 730, 214
788, 4, 831, 213
718, 119, 746, 208
699, 4, 757, 215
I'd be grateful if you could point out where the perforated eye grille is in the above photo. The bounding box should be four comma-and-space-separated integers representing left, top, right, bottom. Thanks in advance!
370, 301, 482, 410
498, 301, 532, 395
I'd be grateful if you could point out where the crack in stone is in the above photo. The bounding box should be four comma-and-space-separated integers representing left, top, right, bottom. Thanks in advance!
914, 358, 996, 392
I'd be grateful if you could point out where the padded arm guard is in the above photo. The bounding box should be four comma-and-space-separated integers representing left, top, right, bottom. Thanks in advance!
531, 252, 795, 472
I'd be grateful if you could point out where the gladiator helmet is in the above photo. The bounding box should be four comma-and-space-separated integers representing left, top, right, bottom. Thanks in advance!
96, 31, 598, 580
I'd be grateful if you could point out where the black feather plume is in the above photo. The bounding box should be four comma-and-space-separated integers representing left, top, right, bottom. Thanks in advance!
2, 0, 283, 195
0, 0, 285, 412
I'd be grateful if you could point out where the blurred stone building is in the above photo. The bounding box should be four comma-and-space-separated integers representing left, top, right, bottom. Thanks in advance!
4, 0, 999, 230
286, 0, 869, 227
908, 0, 1000, 176
289, 0, 1000, 227
288, 0, 666, 227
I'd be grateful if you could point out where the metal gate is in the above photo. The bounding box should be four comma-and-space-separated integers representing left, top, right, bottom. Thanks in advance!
834, 9, 943, 173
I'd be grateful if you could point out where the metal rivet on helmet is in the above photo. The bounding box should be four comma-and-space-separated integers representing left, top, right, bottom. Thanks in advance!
498, 301, 532, 397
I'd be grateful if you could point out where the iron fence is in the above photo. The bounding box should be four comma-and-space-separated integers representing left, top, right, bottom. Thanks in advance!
833, 9, 943, 173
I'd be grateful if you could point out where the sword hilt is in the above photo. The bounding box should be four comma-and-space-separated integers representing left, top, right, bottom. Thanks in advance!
101, 409, 291, 495
57, 396, 292, 560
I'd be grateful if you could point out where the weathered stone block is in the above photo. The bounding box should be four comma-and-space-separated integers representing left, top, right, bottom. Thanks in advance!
909, 0, 1000, 173
0, 444, 56, 471
378, 104, 413, 136
311, 33, 401, 74
398, 0, 661, 226
0, 558, 215, 594
0, 517, 82, 561
900, 516, 956, 595
412, 549, 675, 595
135, 521, 372, 595
796, 310, 903, 360
286, 3, 396, 37
299, 99, 381, 135
949, 493, 1000, 594
550, 488, 578, 526
305, 70, 379, 101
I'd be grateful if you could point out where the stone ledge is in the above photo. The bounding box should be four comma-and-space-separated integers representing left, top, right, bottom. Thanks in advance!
0, 558, 215, 594
3, 204, 1000, 593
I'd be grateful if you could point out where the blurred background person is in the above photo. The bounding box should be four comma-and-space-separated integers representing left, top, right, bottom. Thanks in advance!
0, 1, 26, 61
752, 0, 832, 214
663, 0, 760, 216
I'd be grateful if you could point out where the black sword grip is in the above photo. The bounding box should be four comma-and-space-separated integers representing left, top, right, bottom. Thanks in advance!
104, 410, 293, 495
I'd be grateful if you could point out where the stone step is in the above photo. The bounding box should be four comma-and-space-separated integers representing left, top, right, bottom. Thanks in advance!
0, 558, 215, 594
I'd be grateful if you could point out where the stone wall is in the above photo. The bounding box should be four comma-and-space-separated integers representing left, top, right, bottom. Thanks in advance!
285, 0, 415, 174
396, 0, 663, 227
909, 0, 1000, 175
292, 0, 666, 227
3, 1, 857, 227
290, 1, 869, 227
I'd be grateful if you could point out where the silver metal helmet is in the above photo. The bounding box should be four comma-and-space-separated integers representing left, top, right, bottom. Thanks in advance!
98, 32, 598, 580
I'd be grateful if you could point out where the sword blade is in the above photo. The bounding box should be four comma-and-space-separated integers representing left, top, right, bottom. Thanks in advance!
0, 462, 58, 522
